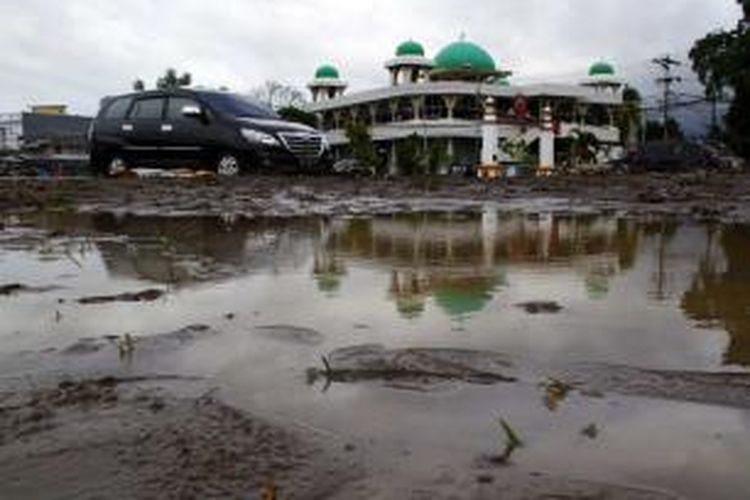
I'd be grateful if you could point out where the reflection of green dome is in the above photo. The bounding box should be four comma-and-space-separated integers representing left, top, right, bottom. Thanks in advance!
434, 40, 496, 72
316, 274, 342, 294
396, 40, 425, 57
397, 297, 426, 319
315, 64, 340, 79
433, 282, 495, 318
589, 61, 615, 77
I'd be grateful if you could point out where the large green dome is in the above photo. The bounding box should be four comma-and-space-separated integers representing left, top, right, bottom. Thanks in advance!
315, 64, 340, 79
396, 40, 425, 57
589, 61, 615, 77
434, 40, 496, 72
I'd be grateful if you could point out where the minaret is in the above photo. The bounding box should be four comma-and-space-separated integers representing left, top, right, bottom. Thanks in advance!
308, 64, 347, 103
384, 40, 434, 86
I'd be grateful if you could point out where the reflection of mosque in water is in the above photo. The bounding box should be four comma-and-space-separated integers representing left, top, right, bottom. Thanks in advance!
317, 210, 641, 319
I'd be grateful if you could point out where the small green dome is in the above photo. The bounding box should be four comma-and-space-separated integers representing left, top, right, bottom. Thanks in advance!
315, 64, 340, 79
589, 61, 615, 77
396, 40, 425, 57
434, 40, 496, 72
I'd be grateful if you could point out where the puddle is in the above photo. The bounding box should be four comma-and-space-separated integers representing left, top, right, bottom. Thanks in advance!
2, 209, 750, 498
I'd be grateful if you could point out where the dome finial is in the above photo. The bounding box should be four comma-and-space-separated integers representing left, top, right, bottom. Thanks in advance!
459, 31, 467, 41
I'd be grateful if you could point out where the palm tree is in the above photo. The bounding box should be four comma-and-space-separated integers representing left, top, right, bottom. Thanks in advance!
616, 86, 643, 151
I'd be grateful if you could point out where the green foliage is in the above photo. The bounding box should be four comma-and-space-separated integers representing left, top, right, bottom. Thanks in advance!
645, 119, 684, 142
156, 68, 192, 90
616, 86, 643, 148
570, 129, 601, 165
344, 120, 379, 173
132, 69, 192, 91
396, 134, 426, 176
502, 138, 533, 164
277, 107, 318, 128
690, 4, 750, 157
426, 140, 449, 175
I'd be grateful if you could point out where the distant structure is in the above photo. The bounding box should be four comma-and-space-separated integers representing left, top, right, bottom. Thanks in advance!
0, 105, 91, 156
306, 38, 626, 175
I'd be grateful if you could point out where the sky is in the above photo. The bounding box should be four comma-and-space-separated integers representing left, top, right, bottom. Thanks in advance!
0, 0, 743, 116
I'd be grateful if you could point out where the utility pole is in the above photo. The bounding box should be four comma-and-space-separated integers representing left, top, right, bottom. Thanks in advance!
652, 55, 682, 142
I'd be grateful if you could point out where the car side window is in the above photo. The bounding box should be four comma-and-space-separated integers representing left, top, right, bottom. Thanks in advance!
167, 98, 202, 121
103, 97, 132, 120
129, 98, 165, 120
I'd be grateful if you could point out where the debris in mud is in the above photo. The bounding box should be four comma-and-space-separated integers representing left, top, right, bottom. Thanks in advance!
0, 283, 24, 295
308, 345, 516, 391
254, 325, 325, 346
61, 324, 216, 357
0, 283, 61, 296
77, 288, 165, 305
484, 418, 524, 466
541, 377, 577, 412
516, 301, 563, 314
581, 423, 599, 440
0, 376, 358, 499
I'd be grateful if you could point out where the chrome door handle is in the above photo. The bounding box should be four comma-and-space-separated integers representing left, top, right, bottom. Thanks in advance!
161, 124, 173, 132
122, 124, 133, 132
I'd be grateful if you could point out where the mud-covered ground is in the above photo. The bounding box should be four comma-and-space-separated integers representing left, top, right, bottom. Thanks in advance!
1, 171, 749, 221
2, 173, 750, 499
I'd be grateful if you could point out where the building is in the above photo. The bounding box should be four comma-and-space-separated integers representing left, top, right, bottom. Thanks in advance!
0, 107, 91, 155
306, 38, 625, 175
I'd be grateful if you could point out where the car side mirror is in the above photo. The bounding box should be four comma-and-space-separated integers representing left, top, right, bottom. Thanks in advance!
181, 105, 203, 119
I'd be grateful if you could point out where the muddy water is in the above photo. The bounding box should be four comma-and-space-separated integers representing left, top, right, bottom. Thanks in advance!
2, 210, 750, 498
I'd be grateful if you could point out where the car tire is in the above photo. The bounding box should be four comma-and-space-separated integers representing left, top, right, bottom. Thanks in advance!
216, 153, 243, 177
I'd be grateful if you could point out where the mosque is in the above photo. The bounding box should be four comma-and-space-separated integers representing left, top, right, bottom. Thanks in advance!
305, 37, 626, 176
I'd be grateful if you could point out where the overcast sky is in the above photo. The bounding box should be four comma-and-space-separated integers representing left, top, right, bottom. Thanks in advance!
0, 0, 743, 115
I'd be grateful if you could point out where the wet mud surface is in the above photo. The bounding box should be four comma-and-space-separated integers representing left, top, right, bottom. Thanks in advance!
2, 175, 750, 498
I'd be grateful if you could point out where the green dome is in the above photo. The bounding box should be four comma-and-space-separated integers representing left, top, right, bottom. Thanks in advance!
589, 61, 615, 77
434, 40, 496, 72
315, 64, 340, 79
396, 40, 425, 57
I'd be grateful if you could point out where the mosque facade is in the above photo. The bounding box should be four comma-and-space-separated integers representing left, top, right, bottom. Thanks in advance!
305, 38, 626, 175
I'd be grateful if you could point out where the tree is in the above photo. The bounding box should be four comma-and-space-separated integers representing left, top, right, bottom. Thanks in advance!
570, 129, 600, 165
396, 134, 426, 176
645, 119, 683, 142
616, 86, 643, 150
156, 68, 192, 90
689, 1, 750, 157
132, 69, 193, 91
250, 81, 306, 110
344, 120, 380, 174
277, 107, 318, 128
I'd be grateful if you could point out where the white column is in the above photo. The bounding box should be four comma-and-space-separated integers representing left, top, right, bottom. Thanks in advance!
538, 102, 555, 174
481, 97, 499, 165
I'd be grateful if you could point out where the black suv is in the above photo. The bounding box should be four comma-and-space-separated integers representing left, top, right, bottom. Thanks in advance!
89, 89, 330, 176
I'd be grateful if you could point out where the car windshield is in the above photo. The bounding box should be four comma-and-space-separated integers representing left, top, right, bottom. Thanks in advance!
200, 92, 279, 119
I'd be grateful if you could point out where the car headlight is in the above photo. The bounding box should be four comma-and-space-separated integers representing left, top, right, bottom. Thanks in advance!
241, 128, 280, 146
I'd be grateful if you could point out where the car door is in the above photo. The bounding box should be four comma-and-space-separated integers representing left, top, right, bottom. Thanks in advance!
125, 96, 166, 167
161, 96, 214, 168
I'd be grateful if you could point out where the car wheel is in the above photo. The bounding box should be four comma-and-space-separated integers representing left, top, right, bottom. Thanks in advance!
107, 156, 129, 177
216, 154, 242, 177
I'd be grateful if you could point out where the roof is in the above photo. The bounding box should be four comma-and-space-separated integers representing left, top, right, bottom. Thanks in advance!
396, 40, 425, 57
589, 61, 616, 76
315, 64, 340, 79
434, 40, 496, 72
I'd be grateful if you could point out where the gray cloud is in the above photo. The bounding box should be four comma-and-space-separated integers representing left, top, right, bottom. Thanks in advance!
0, 0, 742, 115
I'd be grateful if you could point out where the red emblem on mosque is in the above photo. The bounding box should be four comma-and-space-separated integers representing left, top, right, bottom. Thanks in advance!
513, 95, 528, 120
